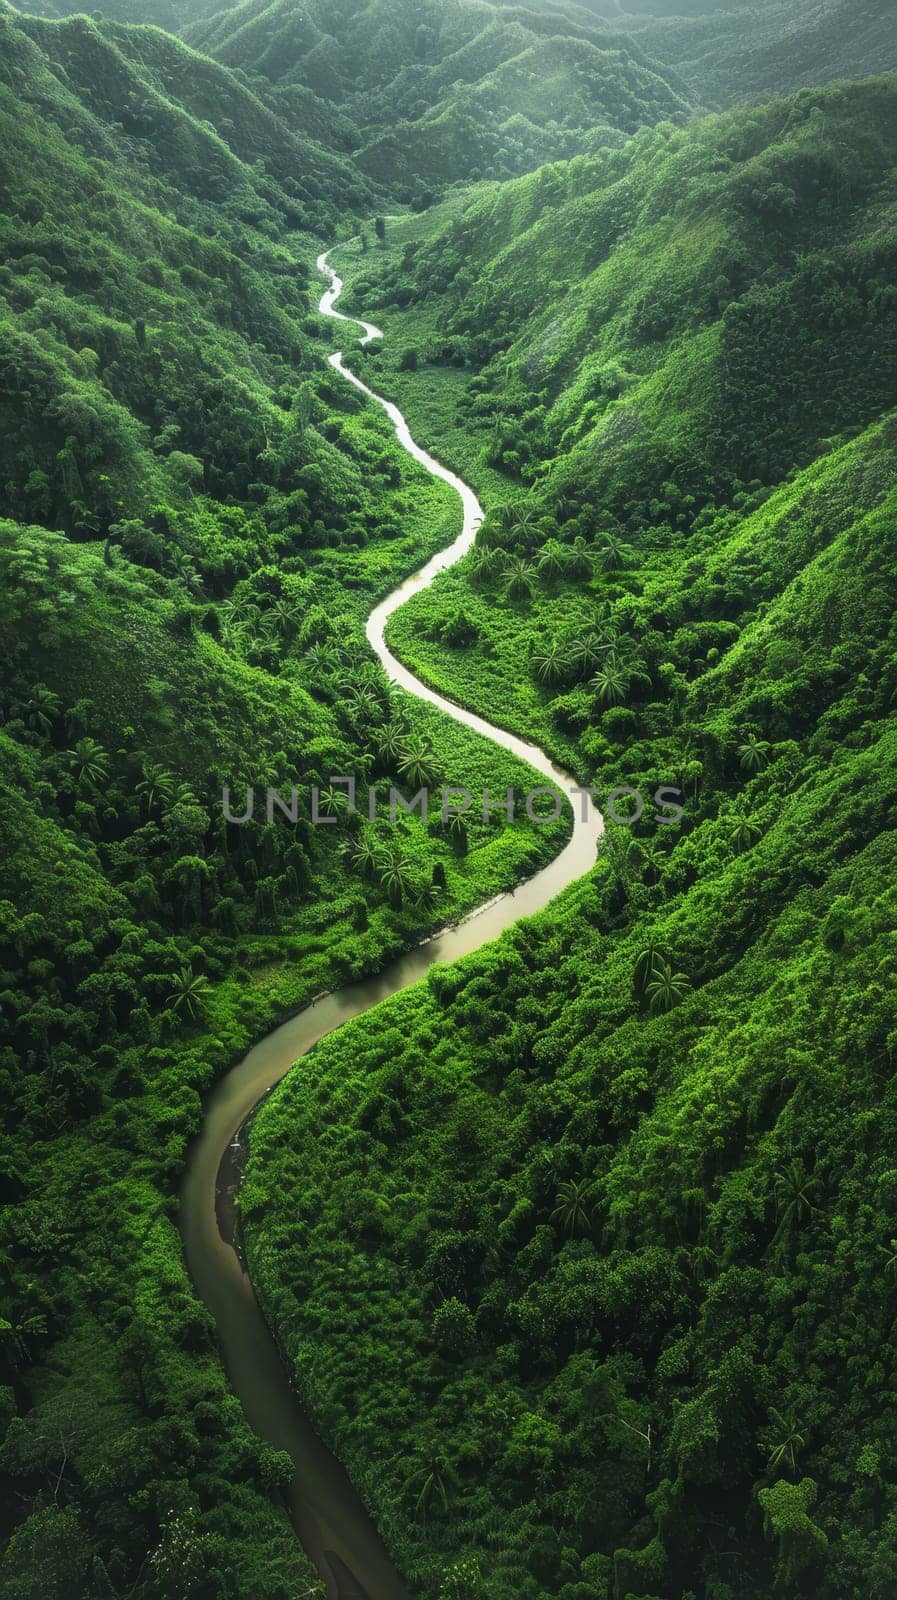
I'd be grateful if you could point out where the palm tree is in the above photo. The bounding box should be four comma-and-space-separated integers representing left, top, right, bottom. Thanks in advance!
411, 1452, 453, 1522
66, 736, 109, 786
411, 871, 441, 911
25, 684, 61, 734
137, 761, 176, 815
166, 965, 210, 1019
222, 594, 258, 626
508, 504, 541, 548
377, 847, 416, 907
645, 959, 692, 1014
269, 597, 300, 638
771, 1159, 819, 1252
595, 530, 633, 571
470, 546, 501, 584
0, 1309, 48, 1371
169, 551, 202, 595
633, 942, 673, 998
317, 785, 351, 818
570, 627, 617, 675
590, 660, 630, 706
346, 835, 380, 879
879, 1238, 897, 1277
532, 643, 570, 687
764, 1407, 805, 1475
346, 682, 382, 722
565, 538, 594, 581
377, 721, 406, 764
491, 500, 519, 534
728, 814, 762, 853
444, 812, 468, 852
738, 732, 771, 772
536, 541, 568, 581
305, 640, 339, 677
398, 736, 436, 790
551, 1178, 594, 1236
504, 557, 536, 603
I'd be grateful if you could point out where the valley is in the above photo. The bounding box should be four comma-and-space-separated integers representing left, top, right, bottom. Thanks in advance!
1, 4, 896, 1599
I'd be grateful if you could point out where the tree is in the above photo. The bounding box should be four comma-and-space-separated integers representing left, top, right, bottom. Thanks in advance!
411, 1451, 454, 1521
136, 760, 176, 815
432, 1297, 476, 1357
758, 1478, 828, 1585
375, 216, 386, 245
771, 1159, 819, 1257
398, 735, 436, 789
166, 964, 210, 1019
504, 557, 535, 603
377, 847, 416, 907
551, 1178, 594, 1236
591, 661, 630, 707
470, 546, 501, 585
25, 683, 61, 734
729, 813, 762, 853
66, 736, 109, 786
565, 537, 594, 581
532, 643, 570, 686
645, 959, 692, 1014
536, 540, 568, 581
377, 721, 406, 764
347, 835, 380, 879
762, 1407, 806, 1475
595, 530, 633, 570
738, 731, 771, 772
632, 943, 673, 999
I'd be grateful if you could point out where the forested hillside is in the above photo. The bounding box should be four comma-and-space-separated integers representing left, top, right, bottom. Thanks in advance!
185, 0, 693, 196
243, 74, 897, 1600
0, 10, 568, 1595
345, 75, 897, 554
611, 0, 897, 107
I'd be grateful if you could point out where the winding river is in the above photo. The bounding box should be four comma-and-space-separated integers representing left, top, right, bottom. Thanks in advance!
179, 249, 604, 1600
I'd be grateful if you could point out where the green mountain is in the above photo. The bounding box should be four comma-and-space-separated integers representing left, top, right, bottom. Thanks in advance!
240, 75, 897, 1599
185, 0, 694, 195
347, 74, 897, 537
587, 0, 897, 106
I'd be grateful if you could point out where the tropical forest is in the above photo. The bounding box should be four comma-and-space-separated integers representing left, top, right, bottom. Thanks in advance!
1, 1, 896, 1597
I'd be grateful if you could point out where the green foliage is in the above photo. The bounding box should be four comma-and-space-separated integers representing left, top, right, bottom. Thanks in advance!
617, 0, 897, 108
4, 6, 897, 1598
186, 0, 692, 197
241, 70, 897, 1600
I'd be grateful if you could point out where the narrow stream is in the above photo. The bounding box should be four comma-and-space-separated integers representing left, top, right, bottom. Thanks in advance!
179, 249, 604, 1600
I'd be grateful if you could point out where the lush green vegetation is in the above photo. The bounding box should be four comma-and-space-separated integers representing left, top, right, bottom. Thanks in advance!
610, 0, 897, 108
0, 11, 568, 1596
244, 72, 897, 1600
3, 0, 897, 1594
185, 0, 692, 198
